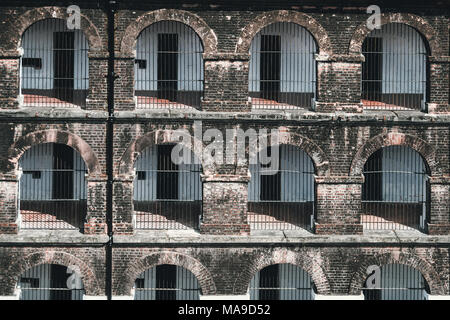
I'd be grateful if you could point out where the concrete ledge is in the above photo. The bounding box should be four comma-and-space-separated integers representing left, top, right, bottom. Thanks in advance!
314, 294, 365, 300
200, 294, 250, 300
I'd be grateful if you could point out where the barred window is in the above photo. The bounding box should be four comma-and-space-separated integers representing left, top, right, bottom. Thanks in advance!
363, 264, 430, 300
249, 264, 315, 300
361, 23, 429, 111
20, 18, 89, 108
135, 21, 204, 110
18, 143, 87, 231
248, 145, 315, 231
249, 22, 317, 110
18, 264, 84, 300
134, 264, 201, 300
361, 146, 430, 232
133, 144, 202, 230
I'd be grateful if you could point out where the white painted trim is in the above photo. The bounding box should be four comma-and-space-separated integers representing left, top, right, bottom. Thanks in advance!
83, 295, 108, 300
111, 295, 134, 300
200, 294, 250, 300
314, 294, 365, 300
428, 295, 450, 300
0, 289, 20, 300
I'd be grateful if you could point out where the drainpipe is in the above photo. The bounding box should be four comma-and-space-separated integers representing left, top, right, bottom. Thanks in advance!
104, 0, 116, 301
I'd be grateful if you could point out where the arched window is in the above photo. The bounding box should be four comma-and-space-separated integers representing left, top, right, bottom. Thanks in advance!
361, 23, 429, 111
133, 144, 202, 230
363, 264, 430, 300
20, 19, 89, 107
134, 264, 201, 300
18, 143, 87, 231
18, 264, 84, 300
361, 146, 430, 232
135, 21, 204, 109
249, 264, 315, 300
248, 145, 315, 231
249, 22, 317, 110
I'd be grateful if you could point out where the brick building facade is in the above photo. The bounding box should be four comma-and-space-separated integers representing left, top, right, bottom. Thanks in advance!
0, 0, 449, 300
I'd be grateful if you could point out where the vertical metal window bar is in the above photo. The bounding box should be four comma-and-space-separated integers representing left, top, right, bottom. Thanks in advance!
20, 19, 89, 108
135, 21, 204, 110
134, 265, 201, 300
134, 144, 202, 230
361, 23, 428, 111
361, 146, 429, 232
19, 143, 87, 231
248, 145, 315, 231
19, 264, 85, 300
249, 22, 317, 110
249, 264, 315, 300
363, 264, 429, 300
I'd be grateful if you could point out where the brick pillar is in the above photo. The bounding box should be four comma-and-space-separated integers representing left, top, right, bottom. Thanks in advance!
314, 176, 363, 235
0, 55, 20, 109
428, 57, 450, 114
0, 176, 18, 234
112, 176, 134, 234
84, 177, 107, 234
315, 55, 363, 113
86, 54, 108, 111
200, 174, 250, 235
114, 56, 135, 111
202, 53, 250, 112
428, 176, 450, 235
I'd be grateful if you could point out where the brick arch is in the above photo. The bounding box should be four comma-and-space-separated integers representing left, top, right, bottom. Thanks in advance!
247, 131, 330, 176
116, 251, 217, 296
3, 250, 102, 296
118, 129, 205, 177
7, 129, 101, 177
119, 9, 217, 57
232, 248, 331, 295
14, 6, 104, 53
235, 10, 333, 55
348, 251, 445, 295
348, 13, 439, 56
349, 132, 439, 177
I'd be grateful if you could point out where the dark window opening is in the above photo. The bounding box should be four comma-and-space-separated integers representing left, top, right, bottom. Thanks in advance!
259, 265, 279, 300
362, 149, 383, 201
137, 171, 146, 180
362, 37, 383, 101
22, 58, 42, 69
52, 144, 74, 200
260, 35, 281, 102
23, 170, 42, 179
260, 147, 281, 201
135, 59, 147, 69
155, 265, 176, 300
158, 33, 178, 102
20, 278, 40, 288
157, 144, 178, 200
49, 265, 71, 300
53, 32, 75, 103
135, 278, 145, 289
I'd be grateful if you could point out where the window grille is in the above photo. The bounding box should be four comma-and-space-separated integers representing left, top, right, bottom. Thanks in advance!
135, 21, 204, 110
134, 264, 201, 300
361, 146, 430, 232
363, 264, 429, 300
249, 22, 317, 110
361, 23, 428, 111
133, 144, 202, 230
18, 264, 84, 300
18, 143, 87, 231
249, 264, 315, 300
20, 18, 89, 108
248, 145, 315, 231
